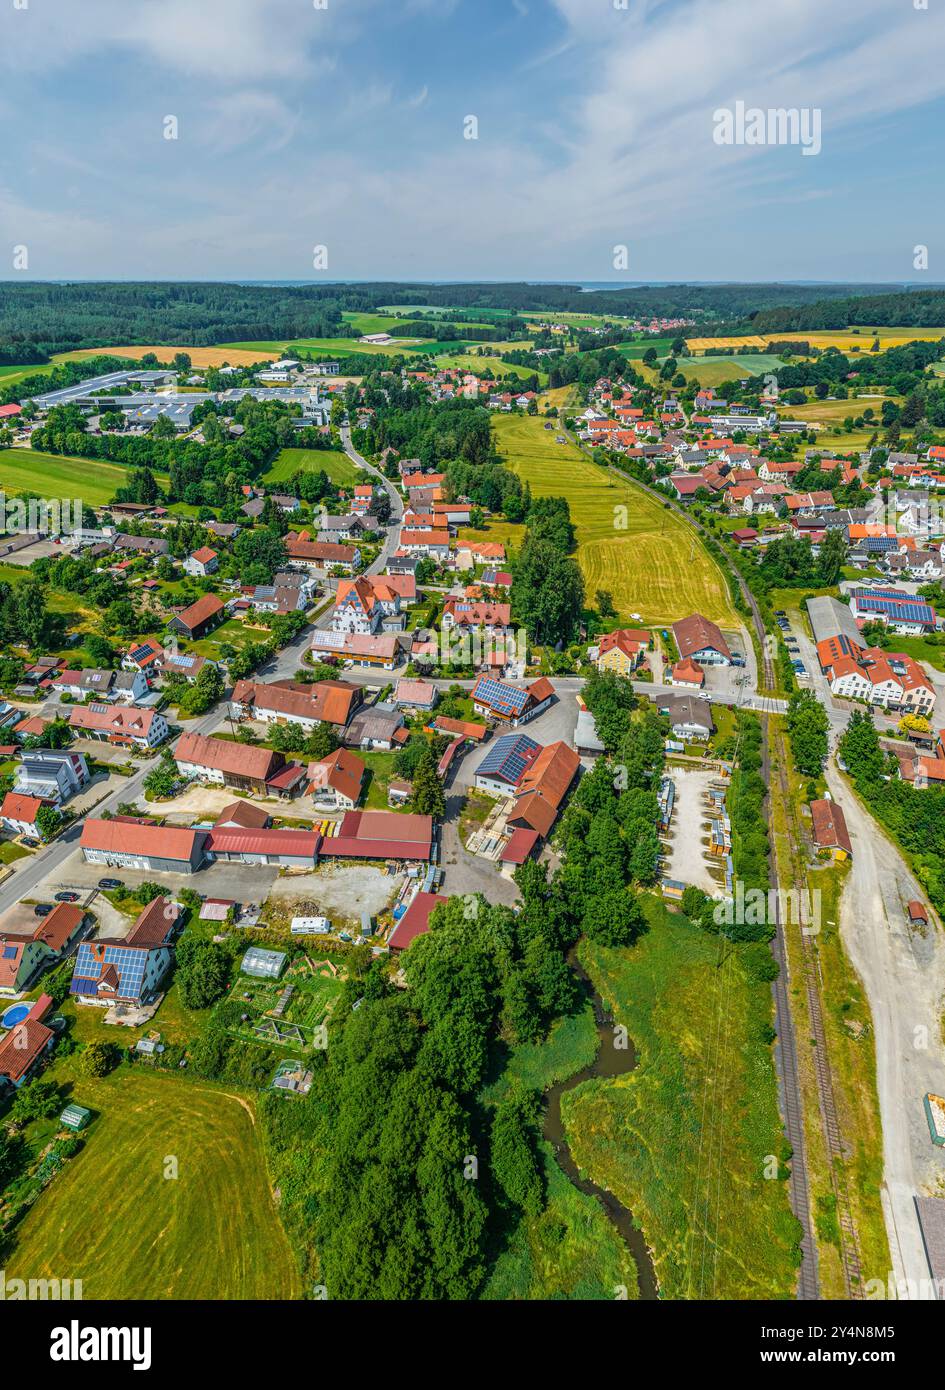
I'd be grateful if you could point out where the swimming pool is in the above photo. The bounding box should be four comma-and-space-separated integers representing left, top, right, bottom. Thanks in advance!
1, 1003, 30, 1029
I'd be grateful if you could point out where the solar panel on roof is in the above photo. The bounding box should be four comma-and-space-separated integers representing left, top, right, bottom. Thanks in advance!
3, 946, 17, 959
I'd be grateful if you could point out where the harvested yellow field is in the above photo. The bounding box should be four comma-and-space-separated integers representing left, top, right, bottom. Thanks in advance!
775, 327, 945, 352
66, 344, 274, 367
686, 335, 767, 353
494, 413, 737, 627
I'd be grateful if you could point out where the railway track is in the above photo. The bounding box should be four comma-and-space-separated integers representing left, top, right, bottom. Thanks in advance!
563, 415, 820, 1297
770, 721, 864, 1298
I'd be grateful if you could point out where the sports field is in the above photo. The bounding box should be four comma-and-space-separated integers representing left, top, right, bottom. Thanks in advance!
263, 446, 359, 488
5, 1070, 301, 1300
493, 412, 737, 626
0, 447, 158, 508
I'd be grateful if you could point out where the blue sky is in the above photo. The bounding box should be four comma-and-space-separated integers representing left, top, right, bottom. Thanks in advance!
1, 0, 944, 282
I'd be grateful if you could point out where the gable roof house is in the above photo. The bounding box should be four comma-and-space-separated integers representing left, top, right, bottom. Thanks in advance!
308, 747, 367, 810
672, 613, 732, 666
0, 904, 88, 996
71, 898, 179, 1008
68, 704, 169, 749
174, 732, 301, 796
230, 678, 362, 732
0, 996, 56, 1090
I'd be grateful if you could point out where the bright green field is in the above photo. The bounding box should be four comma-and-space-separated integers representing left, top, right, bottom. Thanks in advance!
562, 899, 802, 1300
679, 353, 788, 387
0, 448, 161, 508
6, 1069, 301, 1300
263, 446, 360, 488
493, 412, 737, 626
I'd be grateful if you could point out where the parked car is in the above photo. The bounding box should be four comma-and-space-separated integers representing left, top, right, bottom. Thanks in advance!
33, 903, 53, 917
54, 891, 80, 903
97, 878, 124, 890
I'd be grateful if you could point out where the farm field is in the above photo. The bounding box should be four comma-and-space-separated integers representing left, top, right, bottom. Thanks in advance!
0, 447, 160, 508
221, 336, 436, 358
5, 1068, 301, 1300
51, 345, 274, 369
562, 899, 801, 1300
493, 411, 737, 626
679, 352, 787, 386
687, 327, 945, 354
263, 446, 359, 488
781, 395, 889, 448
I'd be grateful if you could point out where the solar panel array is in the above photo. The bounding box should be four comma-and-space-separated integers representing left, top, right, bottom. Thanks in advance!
477, 733, 540, 783
472, 676, 528, 715
130, 642, 156, 663
854, 590, 935, 624
72, 941, 150, 1000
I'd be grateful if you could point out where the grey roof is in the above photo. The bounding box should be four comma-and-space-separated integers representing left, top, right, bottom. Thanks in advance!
806, 594, 862, 648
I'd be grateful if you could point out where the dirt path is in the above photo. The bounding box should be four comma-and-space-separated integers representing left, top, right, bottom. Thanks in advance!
827, 761, 945, 1296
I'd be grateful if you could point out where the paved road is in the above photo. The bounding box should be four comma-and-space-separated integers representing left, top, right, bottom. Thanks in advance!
0, 705, 224, 917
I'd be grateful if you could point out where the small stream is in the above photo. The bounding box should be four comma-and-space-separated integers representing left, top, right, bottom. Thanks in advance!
544, 954, 659, 1300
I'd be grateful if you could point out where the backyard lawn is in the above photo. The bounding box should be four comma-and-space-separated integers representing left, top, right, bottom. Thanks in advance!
5, 1067, 301, 1300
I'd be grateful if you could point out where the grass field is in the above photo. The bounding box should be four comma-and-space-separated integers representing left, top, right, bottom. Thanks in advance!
562, 898, 802, 1300
479, 1005, 638, 1300
493, 411, 738, 626
262, 446, 360, 488
5, 1068, 301, 1300
0, 447, 160, 508
780, 395, 890, 448
680, 353, 787, 387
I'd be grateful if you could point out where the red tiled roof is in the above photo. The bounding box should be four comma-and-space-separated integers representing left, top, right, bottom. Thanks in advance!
171, 593, 224, 631
174, 731, 282, 781
0, 1017, 53, 1084
388, 892, 449, 951
80, 818, 206, 863
0, 792, 43, 824
810, 799, 852, 856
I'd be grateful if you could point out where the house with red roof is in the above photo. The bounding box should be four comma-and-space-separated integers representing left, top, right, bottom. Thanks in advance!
183, 546, 219, 577
0, 792, 45, 839
0, 995, 55, 1090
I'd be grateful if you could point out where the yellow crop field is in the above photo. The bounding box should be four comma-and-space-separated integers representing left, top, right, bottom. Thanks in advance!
685, 335, 767, 353
66, 344, 275, 367
493, 412, 737, 627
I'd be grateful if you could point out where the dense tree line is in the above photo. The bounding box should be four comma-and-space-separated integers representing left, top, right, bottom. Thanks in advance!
753, 289, 945, 334
0, 282, 347, 354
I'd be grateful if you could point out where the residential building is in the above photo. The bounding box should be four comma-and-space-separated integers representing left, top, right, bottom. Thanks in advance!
70, 898, 179, 1007
672, 613, 732, 666
596, 628, 650, 675
308, 748, 366, 810
0, 792, 45, 838
310, 630, 401, 669
14, 749, 89, 806
68, 705, 169, 749
470, 675, 555, 726
174, 732, 301, 795
0, 904, 87, 996
0, 996, 56, 1090
475, 734, 542, 796
183, 546, 219, 577
230, 677, 361, 732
